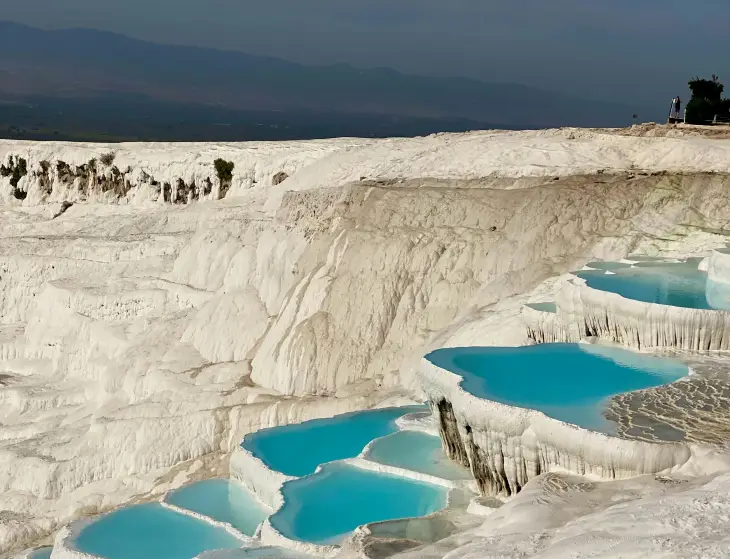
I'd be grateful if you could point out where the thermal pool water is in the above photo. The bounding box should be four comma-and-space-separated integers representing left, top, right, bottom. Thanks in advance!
577, 259, 730, 310
74, 503, 243, 559
426, 343, 688, 433
268, 462, 449, 545
165, 479, 269, 536
241, 406, 424, 476
364, 430, 471, 480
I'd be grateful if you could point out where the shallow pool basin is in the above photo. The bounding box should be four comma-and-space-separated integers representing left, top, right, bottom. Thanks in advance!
74, 503, 243, 559
364, 430, 471, 480
525, 301, 556, 313
269, 462, 449, 545
165, 479, 269, 536
426, 343, 688, 433
241, 406, 424, 477
576, 260, 730, 310
28, 548, 52, 559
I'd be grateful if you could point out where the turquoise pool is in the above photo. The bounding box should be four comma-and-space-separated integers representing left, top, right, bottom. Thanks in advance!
364, 430, 471, 480
576, 260, 730, 310
241, 406, 424, 477
165, 479, 269, 536
269, 462, 448, 545
28, 549, 52, 559
74, 503, 243, 559
426, 343, 688, 433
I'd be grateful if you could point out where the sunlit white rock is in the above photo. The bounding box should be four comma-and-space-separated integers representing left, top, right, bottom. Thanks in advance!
3, 129, 730, 555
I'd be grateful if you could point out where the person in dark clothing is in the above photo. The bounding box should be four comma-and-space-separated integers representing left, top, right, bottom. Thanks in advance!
670, 96, 681, 119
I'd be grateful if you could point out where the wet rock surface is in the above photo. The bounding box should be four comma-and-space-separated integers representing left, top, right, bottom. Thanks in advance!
607, 355, 730, 447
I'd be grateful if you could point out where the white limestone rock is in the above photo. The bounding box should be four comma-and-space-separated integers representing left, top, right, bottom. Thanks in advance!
3, 130, 730, 554
182, 288, 270, 363
389, 473, 730, 558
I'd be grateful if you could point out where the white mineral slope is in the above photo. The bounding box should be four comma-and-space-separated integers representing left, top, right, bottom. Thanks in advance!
2, 129, 730, 554
253, 171, 730, 396
0, 198, 413, 553
385, 472, 730, 559
263, 128, 730, 210
4, 129, 730, 209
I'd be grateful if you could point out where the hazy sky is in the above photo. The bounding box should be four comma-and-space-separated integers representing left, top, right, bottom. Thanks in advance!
2, 0, 729, 106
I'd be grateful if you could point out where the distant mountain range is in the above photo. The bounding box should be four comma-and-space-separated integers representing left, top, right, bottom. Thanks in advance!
0, 21, 656, 140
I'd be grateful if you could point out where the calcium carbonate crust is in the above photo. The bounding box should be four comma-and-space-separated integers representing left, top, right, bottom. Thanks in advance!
49, 524, 96, 559
420, 358, 694, 496
4, 128, 730, 555
158, 502, 254, 543
521, 305, 575, 344
258, 457, 462, 558
234, 418, 466, 557
0, 138, 366, 207
554, 275, 730, 350
229, 447, 293, 511
394, 411, 440, 436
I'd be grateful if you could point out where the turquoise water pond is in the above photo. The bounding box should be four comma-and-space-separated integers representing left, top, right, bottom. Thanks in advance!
426, 343, 688, 433
165, 479, 269, 536
28, 549, 52, 559
576, 260, 730, 310
242, 406, 424, 477
364, 430, 471, 480
269, 462, 448, 545
74, 503, 242, 559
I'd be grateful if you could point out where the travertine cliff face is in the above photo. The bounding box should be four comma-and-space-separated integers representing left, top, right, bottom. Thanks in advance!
251, 172, 730, 395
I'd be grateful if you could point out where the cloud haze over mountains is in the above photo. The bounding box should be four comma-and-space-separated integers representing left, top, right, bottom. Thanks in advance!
3, 0, 729, 105
0, 22, 654, 131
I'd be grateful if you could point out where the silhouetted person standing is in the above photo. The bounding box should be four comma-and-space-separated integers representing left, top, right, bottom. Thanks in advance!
670, 96, 681, 120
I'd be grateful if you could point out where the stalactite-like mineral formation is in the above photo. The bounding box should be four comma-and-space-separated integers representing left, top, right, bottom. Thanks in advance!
422, 359, 693, 497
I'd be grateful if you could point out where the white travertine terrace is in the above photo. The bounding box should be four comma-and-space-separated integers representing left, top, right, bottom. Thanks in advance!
3, 127, 730, 558
522, 257, 730, 351
419, 358, 695, 496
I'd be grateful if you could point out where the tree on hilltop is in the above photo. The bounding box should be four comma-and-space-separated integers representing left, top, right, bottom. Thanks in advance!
686, 75, 730, 124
